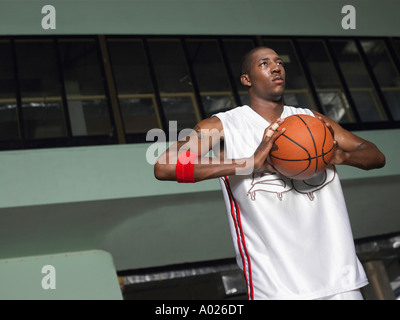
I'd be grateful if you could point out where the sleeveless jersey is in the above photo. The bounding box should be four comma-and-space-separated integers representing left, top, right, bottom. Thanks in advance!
213, 105, 368, 300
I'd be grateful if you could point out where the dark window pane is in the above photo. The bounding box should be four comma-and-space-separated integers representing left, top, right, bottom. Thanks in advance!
148, 40, 199, 132
161, 96, 198, 132
0, 103, 18, 141
186, 40, 234, 116
202, 95, 233, 117
15, 40, 66, 139
0, 41, 17, 99
298, 40, 355, 124
361, 40, 400, 120
186, 40, 230, 91
108, 40, 154, 94
222, 39, 254, 106
78, 99, 112, 136
0, 41, 19, 140
283, 92, 314, 110
330, 40, 388, 122
16, 40, 61, 97
60, 40, 105, 96
361, 40, 399, 87
66, 98, 110, 136
393, 39, 400, 61
107, 39, 160, 134
22, 101, 65, 139
148, 40, 193, 93
59, 39, 112, 136
119, 97, 159, 134
383, 90, 400, 120
349, 90, 385, 122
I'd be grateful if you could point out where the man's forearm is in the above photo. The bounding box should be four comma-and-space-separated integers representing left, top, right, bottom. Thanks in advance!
193, 156, 253, 181
341, 141, 386, 170
155, 155, 253, 182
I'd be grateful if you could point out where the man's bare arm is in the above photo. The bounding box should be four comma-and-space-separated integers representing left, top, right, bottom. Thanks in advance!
313, 111, 386, 170
154, 117, 285, 182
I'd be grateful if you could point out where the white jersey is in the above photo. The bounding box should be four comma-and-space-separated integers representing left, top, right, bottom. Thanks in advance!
214, 105, 367, 300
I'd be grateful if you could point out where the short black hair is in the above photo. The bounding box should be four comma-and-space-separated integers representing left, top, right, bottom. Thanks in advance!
240, 46, 272, 75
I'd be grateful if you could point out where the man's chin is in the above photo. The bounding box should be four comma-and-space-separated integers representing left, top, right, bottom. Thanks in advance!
271, 92, 284, 102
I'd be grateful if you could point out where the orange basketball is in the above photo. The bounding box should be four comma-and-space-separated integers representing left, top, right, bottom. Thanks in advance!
269, 114, 334, 180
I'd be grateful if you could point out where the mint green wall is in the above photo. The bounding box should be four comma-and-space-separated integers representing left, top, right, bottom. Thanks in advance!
0, 250, 122, 299
0, 128, 399, 273
0, 129, 398, 210
335, 129, 400, 179
0, 143, 219, 209
0, 0, 399, 36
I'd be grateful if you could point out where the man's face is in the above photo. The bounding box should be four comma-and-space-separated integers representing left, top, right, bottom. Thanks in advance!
245, 48, 286, 101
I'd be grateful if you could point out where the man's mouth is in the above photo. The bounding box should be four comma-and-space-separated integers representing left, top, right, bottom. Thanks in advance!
272, 76, 284, 84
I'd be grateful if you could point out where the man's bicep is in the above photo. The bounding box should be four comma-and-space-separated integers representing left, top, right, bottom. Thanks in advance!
179, 117, 224, 157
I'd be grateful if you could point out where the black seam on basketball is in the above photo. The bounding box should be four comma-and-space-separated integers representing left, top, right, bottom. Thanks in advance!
322, 144, 335, 165
322, 121, 328, 165
270, 155, 321, 161
271, 131, 312, 178
270, 146, 334, 161
278, 133, 312, 161
321, 125, 334, 165
295, 115, 319, 175
322, 121, 327, 151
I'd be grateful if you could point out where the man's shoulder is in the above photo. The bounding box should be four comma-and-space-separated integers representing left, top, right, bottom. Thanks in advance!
213, 105, 249, 120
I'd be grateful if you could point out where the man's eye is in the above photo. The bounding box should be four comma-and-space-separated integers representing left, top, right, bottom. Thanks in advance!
277, 61, 284, 66
260, 62, 267, 66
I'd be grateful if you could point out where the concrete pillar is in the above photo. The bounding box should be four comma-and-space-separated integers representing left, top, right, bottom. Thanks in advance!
361, 260, 395, 300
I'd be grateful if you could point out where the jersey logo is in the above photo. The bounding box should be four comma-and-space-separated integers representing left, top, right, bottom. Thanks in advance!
247, 167, 336, 201
247, 173, 293, 201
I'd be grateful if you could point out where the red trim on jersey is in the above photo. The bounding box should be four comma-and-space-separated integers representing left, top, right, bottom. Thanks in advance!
222, 176, 254, 300
221, 177, 249, 298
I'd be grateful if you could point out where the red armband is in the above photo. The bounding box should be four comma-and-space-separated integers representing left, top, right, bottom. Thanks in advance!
176, 150, 199, 183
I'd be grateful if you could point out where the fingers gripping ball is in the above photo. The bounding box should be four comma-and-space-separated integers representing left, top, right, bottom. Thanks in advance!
266, 122, 280, 138
269, 115, 334, 180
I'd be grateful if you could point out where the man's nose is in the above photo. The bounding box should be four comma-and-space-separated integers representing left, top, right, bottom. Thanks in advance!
271, 63, 281, 73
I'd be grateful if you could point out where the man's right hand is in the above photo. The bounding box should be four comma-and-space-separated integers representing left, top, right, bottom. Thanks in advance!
252, 118, 286, 174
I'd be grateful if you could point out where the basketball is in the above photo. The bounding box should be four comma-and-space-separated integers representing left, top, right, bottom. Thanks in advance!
269, 114, 335, 180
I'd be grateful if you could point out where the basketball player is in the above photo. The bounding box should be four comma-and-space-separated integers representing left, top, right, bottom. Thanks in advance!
154, 47, 386, 300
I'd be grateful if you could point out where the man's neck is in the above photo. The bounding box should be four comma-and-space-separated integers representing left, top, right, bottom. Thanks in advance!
249, 98, 284, 124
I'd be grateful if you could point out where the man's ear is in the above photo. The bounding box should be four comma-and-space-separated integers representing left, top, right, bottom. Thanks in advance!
240, 74, 251, 87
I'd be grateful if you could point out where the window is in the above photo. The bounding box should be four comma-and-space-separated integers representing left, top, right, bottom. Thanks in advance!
59, 38, 113, 136
0, 35, 398, 150
107, 39, 161, 136
393, 39, 400, 62
0, 40, 19, 141
186, 39, 235, 117
147, 39, 201, 134
298, 40, 356, 124
15, 39, 67, 139
330, 39, 388, 122
222, 39, 255, 106
361, 39, 400, 120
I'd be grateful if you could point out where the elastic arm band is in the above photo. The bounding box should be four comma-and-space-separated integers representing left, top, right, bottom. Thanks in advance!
176, 150, 199, 183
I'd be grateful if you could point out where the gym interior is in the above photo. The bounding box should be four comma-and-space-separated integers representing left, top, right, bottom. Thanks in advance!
0, 0, 399, 300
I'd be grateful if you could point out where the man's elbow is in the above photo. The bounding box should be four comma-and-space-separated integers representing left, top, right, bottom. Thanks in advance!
372, 144, 386, 169
366, 151, 386, 170
361, 142, 386, 170
376, 152, 386, 169
154, 162, 172, 181
154, 162, 164, 180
